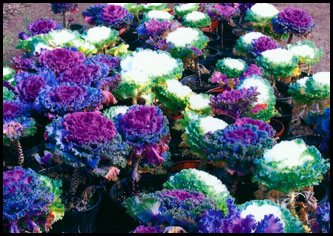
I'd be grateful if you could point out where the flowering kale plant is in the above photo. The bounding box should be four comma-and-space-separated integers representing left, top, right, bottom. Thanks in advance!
165, 27, 209, 59
288, 72, 330, 104
287, 40, 323, 68
83, 4, 133, 30
124, 189, 217, 232
256, 48, 299, 80
250, 36, 279, 57
174, 3, 199, 17
18, 18, 61, 40
182, 11, 211, 28
3, 101, 37, 146
237, 75, 277, 121
181, 115, 228, 158
115, 105, 170, 166
204, 117, 276, 174
198, 198, 299, 233
34, 83, 104, 116
11, 53, 37, 72
253, 139, 330, 193
137, 19, 172, 39
155, 79, 193, 113
216, 58, 247, 79
120, 49, 184, 84
15, 70, 55, 104
210, 87, 259, 119
233, 31, 264, 58
272, 7, 315, 37
132, 225, 163, 233
45, 112, 129, 178
3, 167, 65, 233
84, 54, 120, 74
164, 169, 232, 214
244, 3, 279, 27
38, 48, 85, 75
206, 3, 240, 21
238, 200, 304, 233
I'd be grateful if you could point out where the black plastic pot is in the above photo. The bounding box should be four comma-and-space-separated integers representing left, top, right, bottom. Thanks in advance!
40, 166, 102, 233
180, 74, 215, 93
274, 101, 293, 139
70, 23, 85, 34
198, 46, 221, 68
276, 80, 292, 104
204, 31, 220, 47
212, 168, 257, 204
270, 118, 285, 139
66, 190, 102, 233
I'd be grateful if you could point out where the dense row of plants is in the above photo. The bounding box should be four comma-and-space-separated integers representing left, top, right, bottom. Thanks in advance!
3, 3, 330, 233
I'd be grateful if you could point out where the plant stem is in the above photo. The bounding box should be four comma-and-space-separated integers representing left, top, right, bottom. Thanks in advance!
132, 96, 137, 105
130, 154, 141, 191
62, 12, 66, 28
220, 21, 224, 49
69, 168, 81, 196
15, 139, 24, 166
195, 60, 203, 87
287, 33, 293, 44
288, 191, 298, 217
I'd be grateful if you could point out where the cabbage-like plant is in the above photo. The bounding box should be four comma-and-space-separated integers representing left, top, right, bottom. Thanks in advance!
174, 3, 199, 17
124, 189, 218, 233
3, 100, 36, 166
114, 105, 170, 183
253, 139, 330, 193
204, 117, 276, 174
3, 167, 65, 233
182, 11, 211, 28
164, 169, 232, 214
181, 115, 229, 158
239, 200, 304, 233
237, 75, 277, 122
45, 111, 129, 182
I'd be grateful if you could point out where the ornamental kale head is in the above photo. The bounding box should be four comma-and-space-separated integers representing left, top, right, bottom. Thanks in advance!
15, 70, 55, 103
115, 105, 170, 166
124, 189, 217, 233
272, 7, 315, 36
34, 83, 104, 116
45, 111, 129, 175
137, 19, 172, 38
38, 48, 85, 75
204, 119, 276, 173
251, 36, 279, 57
3, 167, 64, 233
210, 87, 259, 119
199, 199, 283, 233
27, 18, 61, 37
83, 4, 133, 29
